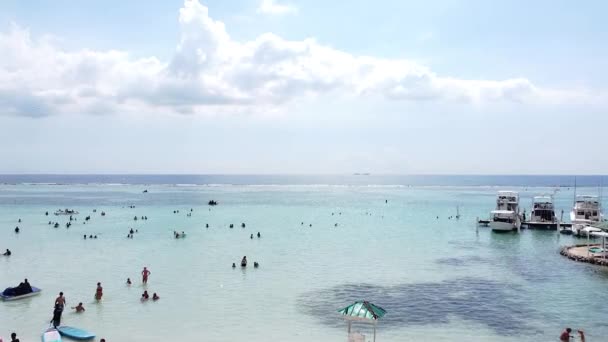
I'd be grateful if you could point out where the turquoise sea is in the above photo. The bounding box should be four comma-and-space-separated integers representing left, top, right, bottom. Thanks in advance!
1, 175, 607, 341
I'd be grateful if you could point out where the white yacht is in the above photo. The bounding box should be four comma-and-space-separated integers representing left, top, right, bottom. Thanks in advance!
524, 195, 558, 229
489, 191, 521, 232
570, 195, 603, 236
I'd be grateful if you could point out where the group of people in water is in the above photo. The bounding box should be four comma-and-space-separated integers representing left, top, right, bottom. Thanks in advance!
233, 256, 259, 269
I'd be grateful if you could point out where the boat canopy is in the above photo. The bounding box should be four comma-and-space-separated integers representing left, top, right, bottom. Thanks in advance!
533, 196, 553, 203
338, 301, 386, 322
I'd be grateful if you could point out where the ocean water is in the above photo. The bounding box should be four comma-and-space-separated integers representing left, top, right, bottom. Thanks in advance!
1, 176, 607, 341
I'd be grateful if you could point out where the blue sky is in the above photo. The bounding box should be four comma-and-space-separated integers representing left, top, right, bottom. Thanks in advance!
0, 0, 606, 174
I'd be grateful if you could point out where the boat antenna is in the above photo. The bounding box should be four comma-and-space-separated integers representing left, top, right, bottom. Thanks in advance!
573, 176, 577, 205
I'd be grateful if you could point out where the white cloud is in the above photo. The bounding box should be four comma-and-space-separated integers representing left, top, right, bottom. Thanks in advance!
257, 0, 298, 15
0, 0, 602, 118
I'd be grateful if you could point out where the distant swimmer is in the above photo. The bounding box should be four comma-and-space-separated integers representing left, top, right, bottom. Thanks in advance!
130, 228, 134, 234
241, 223, 246, 228
94, 235, 97, 239
127, 278, 132, 285
232, 263, 236, 268
142, 267, 151, 284
141, 291, 149, 301
18, 219, 21, 223
250, 234, 253, 239
10, 332, 20, 342
89, 235, 93, 238
206, 224, 209, 228
241, 256, 247, 267
72, 302, 85, 313
152, 293, 160, 301
3, 249, 11, 256
46, 211, 49, 216
230, 224, 234, 228
257, 232, 261, 238
84, 235, 87, 240
254, 262, 259, 268
14, 227, 19, 233
95, 282, 103, 301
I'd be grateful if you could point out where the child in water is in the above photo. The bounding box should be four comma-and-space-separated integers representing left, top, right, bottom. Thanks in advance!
72, 302, 85, 313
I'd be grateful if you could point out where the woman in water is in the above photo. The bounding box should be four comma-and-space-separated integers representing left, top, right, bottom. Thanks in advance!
95, 282, 103, 301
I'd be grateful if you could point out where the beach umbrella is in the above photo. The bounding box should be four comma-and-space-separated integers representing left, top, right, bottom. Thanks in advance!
338, 301, 386, 342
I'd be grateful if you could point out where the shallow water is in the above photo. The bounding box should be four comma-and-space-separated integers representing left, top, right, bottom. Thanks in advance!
1, 182, 606, 341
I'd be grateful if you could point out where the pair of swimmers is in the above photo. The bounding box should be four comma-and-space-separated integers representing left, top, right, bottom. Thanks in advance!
141, 290, 159, 301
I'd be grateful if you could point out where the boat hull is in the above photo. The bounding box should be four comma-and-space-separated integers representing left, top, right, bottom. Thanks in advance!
0, 286, 41, 301
490, 221, 517, 232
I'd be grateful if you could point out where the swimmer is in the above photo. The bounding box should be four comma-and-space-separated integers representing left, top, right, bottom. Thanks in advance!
11, 332, 20, 342
94, 235, 97, 239
241, 223, 245, 228
232, 263, 236, 268
241, 256, 247, 267
206, 224, 209, 228
254, 262, 259, 268
142, 267, 151, 284
14, 227, 19, 233
95, 282, 103, 301
141, 291, 149, 300
127, 278, 132, 285
250, 234, 253, 239
257, 232, 261, 238
84, 235, 87, 239
152, 293, 160, 301
3, 249, 11, 256
18, 219, 21, 223
72, 302, 85, 313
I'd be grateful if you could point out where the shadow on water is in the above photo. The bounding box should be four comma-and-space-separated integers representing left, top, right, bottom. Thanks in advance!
298, 277, 540, 336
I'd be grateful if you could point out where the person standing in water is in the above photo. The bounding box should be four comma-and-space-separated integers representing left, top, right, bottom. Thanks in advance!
95, 282, 103, 301
141, 267, 151, 284
55, 292, 66, 311
51, 304, 62, 328
72, 302, 85, 312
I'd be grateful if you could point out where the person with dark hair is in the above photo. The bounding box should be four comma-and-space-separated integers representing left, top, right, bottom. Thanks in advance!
10, 332, 20, 342
72, 302, 85, 313
3, 249, 10, 256
95, 282, 103, 301
51, 304, 62, 328
55, 292, 66, 312
560, 328, 572, 342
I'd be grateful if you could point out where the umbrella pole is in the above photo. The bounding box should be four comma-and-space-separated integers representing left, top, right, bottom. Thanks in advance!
373, 325, 376, 342
348, 321, 351, 334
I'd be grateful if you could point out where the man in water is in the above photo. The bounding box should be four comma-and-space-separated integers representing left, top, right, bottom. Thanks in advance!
10, 332, 19, 342
560, 328, 572, 342
55, 292, 66, 311
95, 282, 103, 301
142, 267, 151, 284
3, 249, 10, 256
72, 302, 85, 313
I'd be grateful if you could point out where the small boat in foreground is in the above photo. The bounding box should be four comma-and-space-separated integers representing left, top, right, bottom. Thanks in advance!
57, 326, 95, 340
42, 328, 62, 342
0, 286, 41, 301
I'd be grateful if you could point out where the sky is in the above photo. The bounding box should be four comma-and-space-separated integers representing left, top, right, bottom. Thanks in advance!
0, 0, 607, 174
